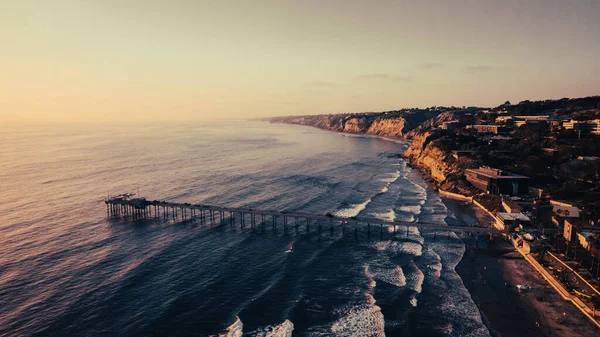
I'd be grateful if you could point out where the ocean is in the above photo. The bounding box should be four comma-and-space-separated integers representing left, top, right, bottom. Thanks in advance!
0, 121, 489, 336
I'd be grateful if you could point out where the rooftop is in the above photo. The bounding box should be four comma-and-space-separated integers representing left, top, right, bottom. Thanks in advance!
465, 166, 529, 179
497, 212, 531, 221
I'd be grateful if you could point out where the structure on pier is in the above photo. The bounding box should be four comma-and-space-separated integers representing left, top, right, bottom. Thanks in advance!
105, 195, 505, 245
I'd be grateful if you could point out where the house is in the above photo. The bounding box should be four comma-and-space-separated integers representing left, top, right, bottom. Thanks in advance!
465, 166, 529, 195
563, 119, 600, 135
497, 212, 530, 228
577, 231, 599, 250
564, 219, 577, 242
564, 218, 599, 243
502, 199, 522, 213
498, 116, 559, 128
529, 185, 545, 198
467, 125, 510, 134
440, 121, 462, 130
550, 200, 580, 218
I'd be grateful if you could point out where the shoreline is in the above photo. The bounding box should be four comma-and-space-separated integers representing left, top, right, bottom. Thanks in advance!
274, 122, 598, 335
443, 197, 597, 336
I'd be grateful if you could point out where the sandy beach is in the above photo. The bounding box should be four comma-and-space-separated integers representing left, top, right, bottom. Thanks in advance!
444, 198, 598, 337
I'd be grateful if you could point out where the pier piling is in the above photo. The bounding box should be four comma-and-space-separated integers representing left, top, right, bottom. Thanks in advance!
104, 197, 500, 239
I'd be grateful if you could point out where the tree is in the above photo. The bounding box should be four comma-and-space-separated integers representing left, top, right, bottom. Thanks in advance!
504, 101, 511, 106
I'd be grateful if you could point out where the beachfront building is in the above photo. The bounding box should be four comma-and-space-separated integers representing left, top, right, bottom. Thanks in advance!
550, 200, 580, 218
465, 166, 529, 196
577, 230, 600, 251
502, 199, 522, 213
563, 218, 599, 243
497, 212, 530, 229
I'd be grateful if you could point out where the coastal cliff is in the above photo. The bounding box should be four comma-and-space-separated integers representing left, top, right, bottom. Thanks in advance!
270, 110, 441, 139
403, 129, 480, 196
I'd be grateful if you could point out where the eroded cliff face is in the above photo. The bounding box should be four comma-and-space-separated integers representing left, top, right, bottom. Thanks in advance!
365, 117, 409, 138
343, 117, 368, 133
270, 111, 442, 139
403, 131, 480, 196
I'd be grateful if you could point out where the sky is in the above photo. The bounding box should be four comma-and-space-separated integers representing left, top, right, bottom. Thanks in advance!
1, 0, 599, 123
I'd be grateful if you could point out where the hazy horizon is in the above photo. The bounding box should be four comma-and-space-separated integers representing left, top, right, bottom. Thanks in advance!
2, 0, 599, 124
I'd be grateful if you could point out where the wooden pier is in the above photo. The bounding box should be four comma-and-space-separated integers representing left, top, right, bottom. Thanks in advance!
105, 196, 505, 243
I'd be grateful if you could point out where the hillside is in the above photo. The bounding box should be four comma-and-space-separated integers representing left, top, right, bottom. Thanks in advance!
270, 109, 446, 139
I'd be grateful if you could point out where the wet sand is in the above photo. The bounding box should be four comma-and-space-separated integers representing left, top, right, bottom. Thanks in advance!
444, 198, 598, 337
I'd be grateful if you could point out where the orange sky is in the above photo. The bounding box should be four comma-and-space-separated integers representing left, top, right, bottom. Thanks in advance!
1, 0, 599, 124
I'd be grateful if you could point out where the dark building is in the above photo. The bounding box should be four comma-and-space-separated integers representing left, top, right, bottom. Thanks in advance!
466, 124, 510, 134
465, 166, 529, 196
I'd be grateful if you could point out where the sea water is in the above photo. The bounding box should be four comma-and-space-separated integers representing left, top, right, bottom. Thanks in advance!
0, 121, 488, 336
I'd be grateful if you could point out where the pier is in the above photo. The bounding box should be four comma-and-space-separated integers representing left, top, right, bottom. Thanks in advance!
105, 195, 505, 243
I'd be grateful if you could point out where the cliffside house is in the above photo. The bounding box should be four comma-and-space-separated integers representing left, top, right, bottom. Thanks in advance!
466, 124, 509, 134
440, 121, 462, 130
465, 166, 529, 196
563, 119, 600, 135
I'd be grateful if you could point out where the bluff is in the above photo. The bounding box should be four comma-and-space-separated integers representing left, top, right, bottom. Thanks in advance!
402, 112, 481, 196
270, 110, 441, 139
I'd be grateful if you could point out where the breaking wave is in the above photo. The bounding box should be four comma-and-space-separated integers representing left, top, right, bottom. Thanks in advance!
369, 210, 396, 222
332, 198, 372, 218
330, 265, 385, 337
221, 316, 243, 337
222, 317, 295, 337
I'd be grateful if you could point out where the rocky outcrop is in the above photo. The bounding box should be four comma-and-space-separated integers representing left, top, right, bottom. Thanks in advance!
343, 117, 368, 133
403, 130, 480, 196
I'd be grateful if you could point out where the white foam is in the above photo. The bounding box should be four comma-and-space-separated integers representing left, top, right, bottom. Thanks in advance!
405, 266, 424, 294
409, 297, 418, 307
330, 302, 385, 337
423, 247, 442, 278
397, 205, 422, 215
330, 266, 385, 337
369, 209, 395, 222
393, 213, 415, 223
224, 317, 295, 337
369, 265, 406, 288
246, 320, 294, 337
378, 170, 401, 184
221, 316, 243, 337
363, 264, 376, 290
333, 198, 372, 218
372, 240, 423, 257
